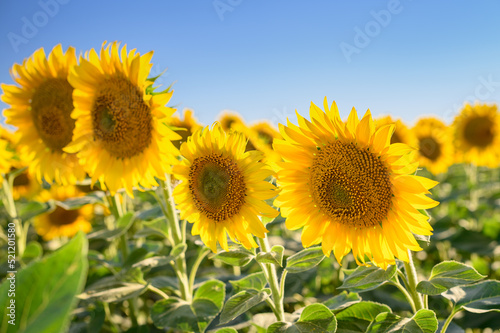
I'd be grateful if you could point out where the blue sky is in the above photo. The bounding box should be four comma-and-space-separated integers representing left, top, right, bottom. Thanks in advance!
1, 0, 500, 128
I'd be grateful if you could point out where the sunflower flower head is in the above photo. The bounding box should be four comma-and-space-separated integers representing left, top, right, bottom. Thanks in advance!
173, 122, 278, 252
1, 45, 86, 185
274, 98, 439, 269
453, 103, 500, 167
412, 117, 453, 175
240, 121, 283, 164
376, 115, 416, 147
34, 185, 93, 241
65, 41, 180, 196
170, 108, 203, 149
217, 111, 245, 132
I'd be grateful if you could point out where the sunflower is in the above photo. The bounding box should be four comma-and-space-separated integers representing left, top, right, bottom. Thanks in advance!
173, 123, 278, 252
170, 108, 203, 149
65, 42, 180, 196
412, 117, 453, 175
217, 111, 245, 132
1, 45, 86, 185
453, 103, 500, 167
274, 98, 439, 269
239, 121, 283, 163
376, 115, 416, 147
33, 185, 93, 241
0, 138, 13, 176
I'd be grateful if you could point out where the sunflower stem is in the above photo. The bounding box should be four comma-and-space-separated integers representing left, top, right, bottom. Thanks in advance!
2, 175, 26, 259
403, 250, 424, 312
160, 176, 192, 302
257, 236, 286, 322
441, 309, 459, 333
188, 248, 211, 293
389, 279, 416, 313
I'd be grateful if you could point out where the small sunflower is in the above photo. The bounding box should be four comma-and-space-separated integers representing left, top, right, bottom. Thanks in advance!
34, 186, 93, 241
453, 103, 500, 167
412, 117, 453, 175
65, 42, 180, 196
274, 98, 439, 269
170, 108, 203, 149
217, 111, 245, 132
376, 116, 416, 147
0, 138, 13, 176
1, 45, 86, 185
173, 123, 278, 252
240, 121, 283, 163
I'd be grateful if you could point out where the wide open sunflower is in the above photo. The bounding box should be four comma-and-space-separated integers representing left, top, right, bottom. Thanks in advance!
453, 103, 500, 167
1, 45, 85, 185
65, 42, 180, 196
412, 117, 453, 175
34, 185, 93, 241
173, 123, 278, 252
274, 98, 439, 269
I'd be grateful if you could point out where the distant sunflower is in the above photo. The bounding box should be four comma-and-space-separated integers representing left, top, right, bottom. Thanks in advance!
1, 45, 86, 185
412, 117, 453, 175
33, 186, 92, 240
453, 103, 500, 167
173, 123, 278, 252
274, 98, 439, 269
65, 42, 180, 196
241, 121, 283, 163
0, 138, 13, 176
218, 111, 245, 132
376, 116, 416, 147
170, 108, 203, 149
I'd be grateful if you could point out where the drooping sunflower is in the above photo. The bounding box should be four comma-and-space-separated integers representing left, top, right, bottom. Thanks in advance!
217, 111, 245, 132
33, 185, 93, 241
240, 121, 283, 163
412, 117, 453, 175
173, 123, 278, 252
453, 103, 500, 167
1, 45, 86, 185
65, 42, 180, 196
274, 98, 439, 269
376, 115, 416, 147
170, 108, 203, 149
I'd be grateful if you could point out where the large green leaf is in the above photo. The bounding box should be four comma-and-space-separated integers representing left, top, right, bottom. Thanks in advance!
211, 249, 255, 267
267, 303, 337, 333
335, 301, 391, 333
151, 279, 225, 332
443, 280, 500, 313
219, 289, 271, 325
338, 265, 396, 293
0, 232, 88, 333
323, 291, 361, 312
416, 261, 485, 295
285, 246, 325, 274
229, 272, 267, 293
367, 309, 438, 333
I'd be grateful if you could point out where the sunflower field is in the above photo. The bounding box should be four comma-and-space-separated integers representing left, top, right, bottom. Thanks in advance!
0, 43, 499, 333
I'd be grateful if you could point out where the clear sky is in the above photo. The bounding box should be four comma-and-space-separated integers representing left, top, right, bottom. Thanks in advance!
1, 0, 500, 128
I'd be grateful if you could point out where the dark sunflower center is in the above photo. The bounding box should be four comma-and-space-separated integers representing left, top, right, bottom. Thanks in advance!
31, 78, 75, 151
390, 131, 402, 144
92, 76, 153, 159
189, 154, 246, 222
48, 206, 80, 226
419, 136, 441, 161
464, 116, 494, 148
13, 170, 30, 187
257, 130, 274, 147
310, 140, 392, 228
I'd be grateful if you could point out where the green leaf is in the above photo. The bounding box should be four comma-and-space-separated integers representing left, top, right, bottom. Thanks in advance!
256, 245, 284, 267
56, 192, 104, 210
79, 282, 147, 303
443, 280, 500, 314
267, 304, 337, 333
338, 265, 396, 293
285, 246, 325, 273
21, 241, 43, 262
219, 289, 271, 324
132, 256, 174, 269
87, 212, 135, 241
323, 291, 361, 311
151, 279, 225, 333
18, 201, 52, 221
229, 272, 267, 293
212, 249, 255, 267
0, 232, 88, 333
336, 301, 391, 333
214, 329, 238, 333
417, 261, 485, 295
367, 309, 438, 333
170, 243, 187, 258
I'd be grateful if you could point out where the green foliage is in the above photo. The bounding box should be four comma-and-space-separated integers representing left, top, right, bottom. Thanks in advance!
443, 280, 500, 314
323, 291, 362, 311
219, 289, 271, 325
267, 303, 337, 333
339, 265, 397, 293
367, 309, 438, 333
335, 301, 391, 332
286, 246, 325, 273
212, 249, 255, 267
0, 232, 88, 333
256, 245, 284, 267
